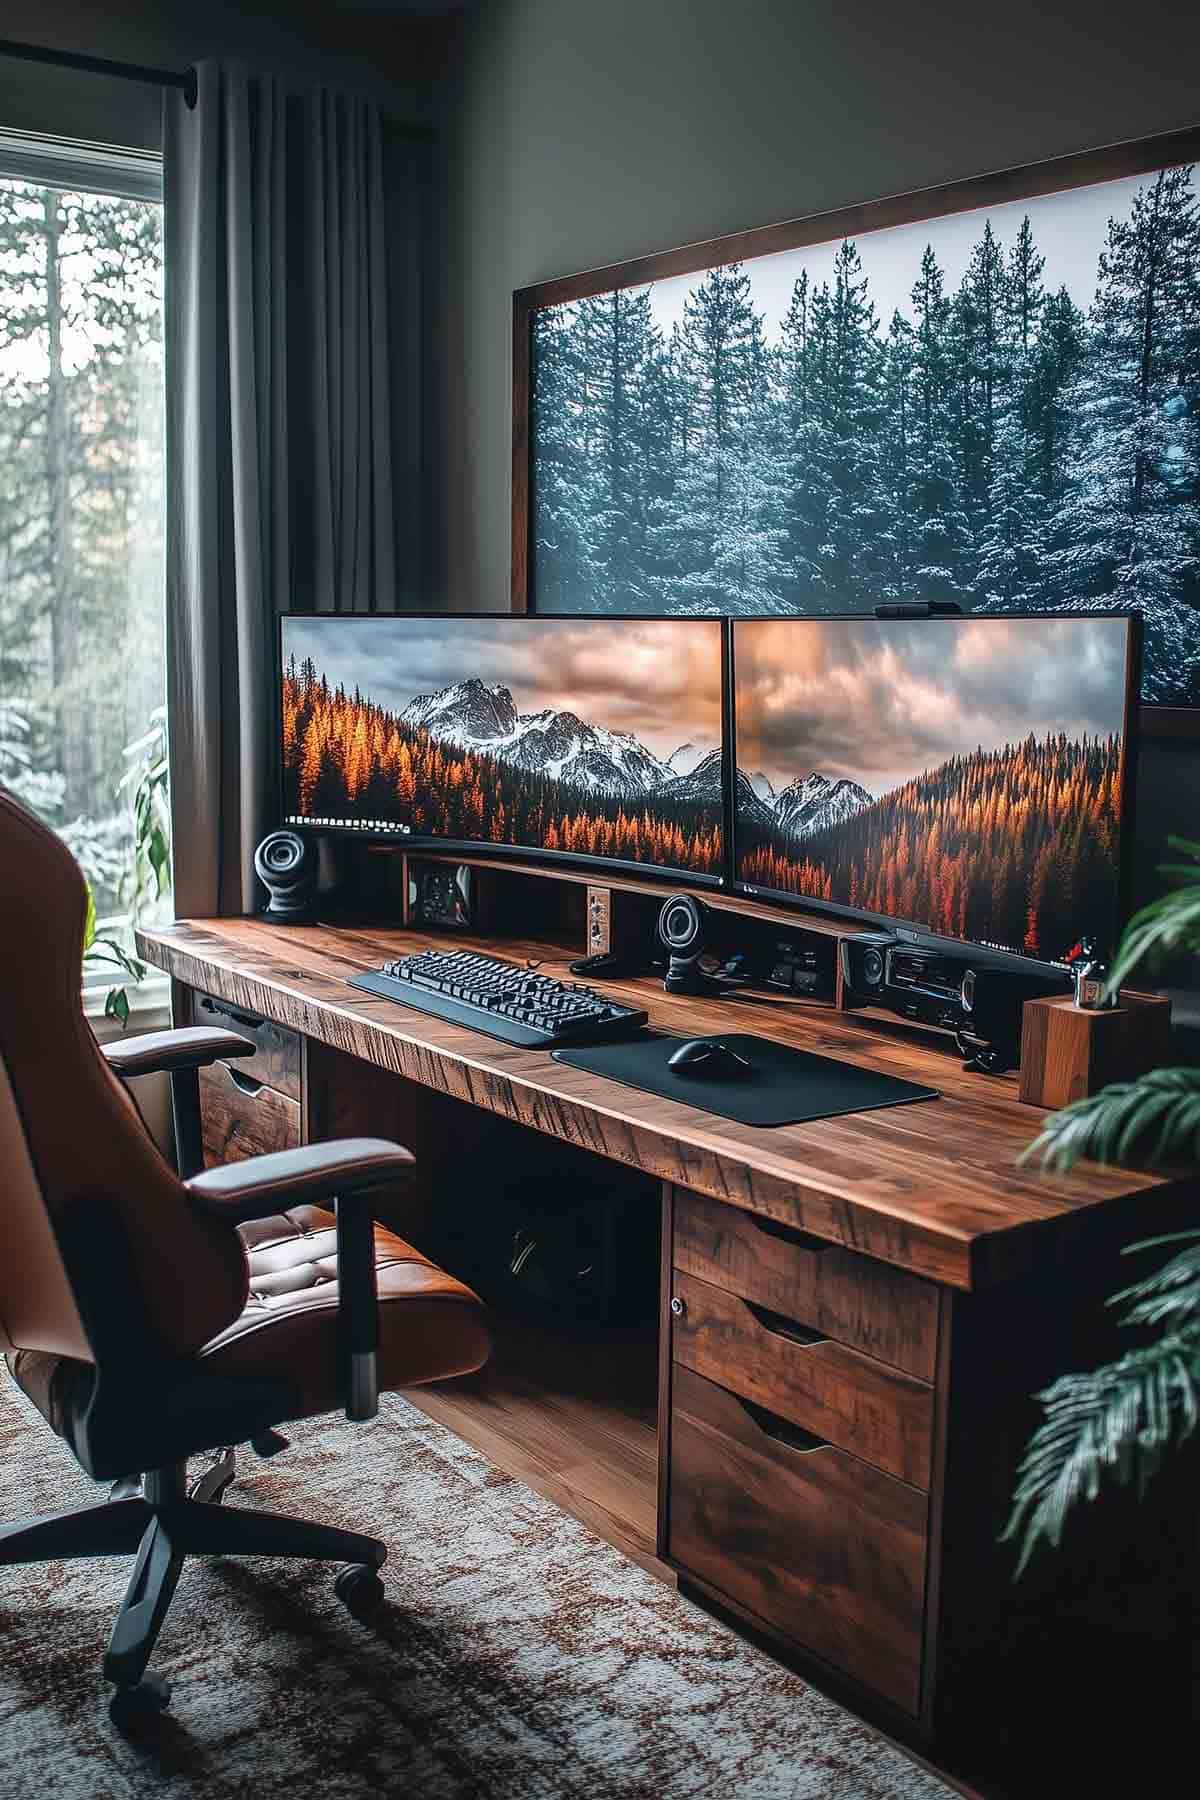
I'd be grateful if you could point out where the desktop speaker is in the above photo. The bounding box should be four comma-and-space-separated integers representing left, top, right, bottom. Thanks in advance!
657, 893, 712, 994
839, 932, 895, 1008
957, 963, 1072, 1074
254, 830, 317, 922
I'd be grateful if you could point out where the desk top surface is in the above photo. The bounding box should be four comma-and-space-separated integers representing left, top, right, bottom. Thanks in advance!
139, 917, 1185, 1292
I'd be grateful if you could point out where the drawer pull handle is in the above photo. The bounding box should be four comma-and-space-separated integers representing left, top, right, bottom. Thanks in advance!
738, 1395, 830, 1455
745, 1300, 827, 1348
750, 1215, 831, 1255
201, 995, 264, 1032
225, 1065, 264, 1098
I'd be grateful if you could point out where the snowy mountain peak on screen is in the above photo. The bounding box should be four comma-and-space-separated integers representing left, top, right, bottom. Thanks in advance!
666, 742, 702, 777
774, 772, 872, 839
748, 771, 776, 804
661, 746, 724, 804
401, 678, 518, 743
401, 679, 674, 795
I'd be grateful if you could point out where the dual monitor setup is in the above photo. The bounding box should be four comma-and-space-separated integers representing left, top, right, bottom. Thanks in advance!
274, 610, 1137, 1109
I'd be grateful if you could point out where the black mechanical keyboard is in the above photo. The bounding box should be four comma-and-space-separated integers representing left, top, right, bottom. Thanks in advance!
348, 948, 649, 1049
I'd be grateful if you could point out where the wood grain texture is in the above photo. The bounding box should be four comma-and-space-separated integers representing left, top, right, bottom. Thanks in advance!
198, 1061, 300, 1167
667, 1364, 927, 1715
138, 918, 1184, 1291
1018, 991, 1173, 1110
671, 1269, 933, 1488
672, 1186, 938, 1381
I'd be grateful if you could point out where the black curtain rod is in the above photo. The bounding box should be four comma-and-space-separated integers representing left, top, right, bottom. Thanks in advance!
0, 36, 197, 107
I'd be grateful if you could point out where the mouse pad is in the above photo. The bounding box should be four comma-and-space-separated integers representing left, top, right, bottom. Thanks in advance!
552, 1032, 939, 1128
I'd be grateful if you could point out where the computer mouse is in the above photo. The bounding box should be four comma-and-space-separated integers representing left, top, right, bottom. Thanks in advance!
667, 1038, 755, 1078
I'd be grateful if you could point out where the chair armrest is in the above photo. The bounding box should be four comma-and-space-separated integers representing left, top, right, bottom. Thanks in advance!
186, 1137, 415, 1423
102, 1025, 256, 1079
184, 1138, 415, 1226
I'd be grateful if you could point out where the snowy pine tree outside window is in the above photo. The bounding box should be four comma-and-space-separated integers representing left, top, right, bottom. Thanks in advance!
0, 135, 170, 1016
529, 159, 1200, 706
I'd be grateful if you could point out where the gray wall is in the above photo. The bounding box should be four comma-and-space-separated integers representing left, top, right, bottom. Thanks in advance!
435, 0, 1200, 611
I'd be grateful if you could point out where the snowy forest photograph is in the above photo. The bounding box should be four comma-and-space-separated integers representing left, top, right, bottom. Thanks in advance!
281, 617, 725, 876
732, 616, 1130, 960
529, 160, 1200, 704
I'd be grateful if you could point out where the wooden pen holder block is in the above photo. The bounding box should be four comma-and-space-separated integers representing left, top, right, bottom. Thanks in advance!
1019, 991, 1173, 1111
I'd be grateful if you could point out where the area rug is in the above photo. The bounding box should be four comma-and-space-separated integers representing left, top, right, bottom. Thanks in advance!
0, 1376, 954, 1800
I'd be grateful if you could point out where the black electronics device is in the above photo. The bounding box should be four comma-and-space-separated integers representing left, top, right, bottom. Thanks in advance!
656, 893, 715, 994
348, 948, 648, 1048
957, 962, 1073, 1073
254, 829, 318, 922
407, 858, 474, 930
553, 1032, 940, 1129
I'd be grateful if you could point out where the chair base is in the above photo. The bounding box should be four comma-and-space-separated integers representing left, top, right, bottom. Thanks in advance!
0, 1451, 387, 1722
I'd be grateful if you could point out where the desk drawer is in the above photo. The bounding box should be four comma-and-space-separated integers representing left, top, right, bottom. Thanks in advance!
668, 1364, 926, 1715
672, 1188, 938, 1381
671, 1269, 933, 1488
193, 991, 302, 1102
199, 1060, 301, 1167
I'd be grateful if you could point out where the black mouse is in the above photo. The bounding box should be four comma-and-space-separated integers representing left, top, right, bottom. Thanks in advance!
667, 1038, 755, 1078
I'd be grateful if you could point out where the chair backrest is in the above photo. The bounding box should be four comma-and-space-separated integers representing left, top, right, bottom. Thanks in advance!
0, 789, 248, 1367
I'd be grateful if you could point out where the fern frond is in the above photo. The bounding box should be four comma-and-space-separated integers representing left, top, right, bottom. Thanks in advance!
1106, 836, 1200, 993
1003, 1329, 1200, 1574
1111, 1230, 1200, 1331
1021, 1067, 1200, 1173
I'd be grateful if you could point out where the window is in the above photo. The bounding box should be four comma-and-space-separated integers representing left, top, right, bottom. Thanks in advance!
0, 133, 168, 1015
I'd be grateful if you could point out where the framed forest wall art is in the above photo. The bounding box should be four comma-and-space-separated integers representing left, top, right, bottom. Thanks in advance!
512, 125, 1200, 725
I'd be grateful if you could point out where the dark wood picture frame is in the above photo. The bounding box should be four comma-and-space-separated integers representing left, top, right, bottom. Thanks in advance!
512, 123, 1200, 741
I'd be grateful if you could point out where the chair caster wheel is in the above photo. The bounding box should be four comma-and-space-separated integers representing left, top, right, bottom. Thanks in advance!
109, 1670, 172, 1731
335, 1564, 385, 1620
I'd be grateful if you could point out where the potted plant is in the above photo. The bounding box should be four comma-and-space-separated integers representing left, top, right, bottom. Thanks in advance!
1007, 837, 1200, 1570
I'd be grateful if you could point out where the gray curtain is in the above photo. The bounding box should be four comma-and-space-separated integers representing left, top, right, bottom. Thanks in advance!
164, 62, 426, 916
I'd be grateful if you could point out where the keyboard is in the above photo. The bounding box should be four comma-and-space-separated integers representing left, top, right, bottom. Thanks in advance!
348, 948, 649, 1049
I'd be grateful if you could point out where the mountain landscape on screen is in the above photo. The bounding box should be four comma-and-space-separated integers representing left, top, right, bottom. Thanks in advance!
280, 619, 724, 877
734, 617, 1129, 959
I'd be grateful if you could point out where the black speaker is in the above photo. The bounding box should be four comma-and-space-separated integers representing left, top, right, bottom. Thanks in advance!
956, 964, 1071, 1074
254, 830, 317, 922
656, 893, 712, 994
839, 932, 894, 1007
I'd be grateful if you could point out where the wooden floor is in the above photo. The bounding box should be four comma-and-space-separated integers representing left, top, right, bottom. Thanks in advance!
402, 1310, 668, 1581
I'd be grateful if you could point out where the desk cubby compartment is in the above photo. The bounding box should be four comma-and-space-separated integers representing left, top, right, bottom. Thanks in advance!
667, 1364, 927, 1715
198, 1059, 301, 1168
670, 1268, 933, 1488
671, 1188, 939, 1381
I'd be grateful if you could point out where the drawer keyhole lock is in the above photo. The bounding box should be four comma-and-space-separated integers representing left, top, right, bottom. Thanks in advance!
670, 1296, 686, 1318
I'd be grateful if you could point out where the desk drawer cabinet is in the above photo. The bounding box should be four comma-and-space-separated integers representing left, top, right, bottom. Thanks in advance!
664, 1187, 938, 1718
186, 990, 302, 1169
669, 1364, 927, 1715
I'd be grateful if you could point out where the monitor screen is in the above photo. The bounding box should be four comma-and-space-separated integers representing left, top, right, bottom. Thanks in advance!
280, 614, 726, 882
732, 615, 1136, 962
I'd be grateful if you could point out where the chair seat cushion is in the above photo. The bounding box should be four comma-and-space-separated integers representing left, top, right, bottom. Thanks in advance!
200, 1206, 490, 1416
6, 1210, 488, 1480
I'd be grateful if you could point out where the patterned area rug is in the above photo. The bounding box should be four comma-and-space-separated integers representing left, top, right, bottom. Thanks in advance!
0, 1377, 955, 1800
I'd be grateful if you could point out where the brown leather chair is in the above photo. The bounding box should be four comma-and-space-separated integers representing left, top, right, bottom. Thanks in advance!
0, 788, 490, 1726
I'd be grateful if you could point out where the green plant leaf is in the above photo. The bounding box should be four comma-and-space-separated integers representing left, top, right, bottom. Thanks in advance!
1021, 1067, 1200, 1173
1106, 836, 1200, 994
82, 881, 97, 955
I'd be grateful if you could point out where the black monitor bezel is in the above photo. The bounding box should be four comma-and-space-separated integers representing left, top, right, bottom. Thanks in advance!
276, 610, 731, 890
728, 610, 1143, 966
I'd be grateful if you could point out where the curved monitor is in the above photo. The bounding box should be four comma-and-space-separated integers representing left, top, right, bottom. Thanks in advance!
280, 613, 727, 885
732, 614, 1139, 963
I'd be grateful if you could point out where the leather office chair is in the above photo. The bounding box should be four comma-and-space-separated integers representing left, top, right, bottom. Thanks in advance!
0, 789, 491, 1725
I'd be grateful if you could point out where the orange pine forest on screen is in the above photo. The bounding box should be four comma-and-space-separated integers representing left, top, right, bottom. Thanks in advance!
281, 662, 724, 875
737, 732, 1122, 960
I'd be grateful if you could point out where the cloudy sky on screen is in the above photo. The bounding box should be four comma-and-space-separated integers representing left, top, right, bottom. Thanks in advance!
734, 616, 1132, 796
282, 617, 725, 765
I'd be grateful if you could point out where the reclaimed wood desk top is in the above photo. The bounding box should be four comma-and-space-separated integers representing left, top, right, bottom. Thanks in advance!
139, 918, 1185, 1292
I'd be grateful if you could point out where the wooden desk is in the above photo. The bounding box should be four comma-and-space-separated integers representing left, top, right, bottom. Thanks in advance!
139, 918, 1197, 1781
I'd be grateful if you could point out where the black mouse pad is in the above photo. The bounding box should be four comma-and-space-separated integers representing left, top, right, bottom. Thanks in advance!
552, 1032, 939, 1128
